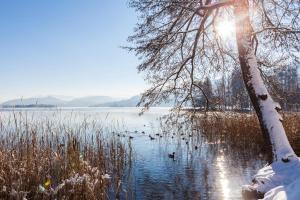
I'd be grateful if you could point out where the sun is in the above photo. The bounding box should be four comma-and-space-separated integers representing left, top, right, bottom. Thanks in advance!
215, 20, 236, 41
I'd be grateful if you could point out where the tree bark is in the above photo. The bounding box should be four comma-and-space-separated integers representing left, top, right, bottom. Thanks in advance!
234, 0, 296, 163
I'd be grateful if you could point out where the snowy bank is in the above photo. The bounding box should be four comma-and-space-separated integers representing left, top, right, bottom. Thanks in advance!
243, 157, 300, 199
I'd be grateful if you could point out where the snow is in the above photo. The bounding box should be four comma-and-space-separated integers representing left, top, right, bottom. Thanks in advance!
243, 157, 300, 199
241, 39, 299, 199
101, 174, 111, 179
264, 179, 300, 200
234, 2, 299, 199
259, 98, 295, 160
38, 185, 46, 193
241, 38, 295, 161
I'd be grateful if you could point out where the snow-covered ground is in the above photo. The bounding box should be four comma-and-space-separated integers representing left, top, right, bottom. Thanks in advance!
243, 157, 300, 199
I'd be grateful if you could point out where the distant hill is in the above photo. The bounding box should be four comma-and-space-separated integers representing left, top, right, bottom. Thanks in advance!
2, 104, 56, 108
1, 95, 174, 108
1, 96, 119, 107
2, 96, 66, 107
66, 96, 116, 107
95, 95, 140, 107
94, 95, 174, 107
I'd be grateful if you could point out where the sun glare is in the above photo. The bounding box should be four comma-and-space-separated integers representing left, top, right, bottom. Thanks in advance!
215, 20, 236, 41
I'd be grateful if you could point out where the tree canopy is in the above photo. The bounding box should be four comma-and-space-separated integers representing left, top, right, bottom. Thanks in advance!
127, 0, 300, 110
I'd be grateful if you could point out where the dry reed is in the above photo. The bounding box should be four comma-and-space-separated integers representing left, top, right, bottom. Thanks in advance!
193, 112, 300, 157
0, 111, 127, 200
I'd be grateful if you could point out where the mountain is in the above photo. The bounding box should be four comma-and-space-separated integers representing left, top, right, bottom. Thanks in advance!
2, 96, 66, 107
94, 95, 174, 107
66, 96, 116, 107
1, 95, 173, 108
1, 96, 120, 107
94, 95, 140, 107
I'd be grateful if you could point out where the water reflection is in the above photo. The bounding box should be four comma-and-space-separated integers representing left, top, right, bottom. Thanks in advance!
0, 107, 267, 200
216, 154, 230, 200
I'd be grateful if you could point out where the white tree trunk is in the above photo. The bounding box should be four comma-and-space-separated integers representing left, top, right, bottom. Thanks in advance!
234, 0, 296, 162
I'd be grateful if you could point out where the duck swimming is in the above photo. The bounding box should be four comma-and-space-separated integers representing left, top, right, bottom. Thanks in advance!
149, 135, 155, 140
168, 152, 175, 159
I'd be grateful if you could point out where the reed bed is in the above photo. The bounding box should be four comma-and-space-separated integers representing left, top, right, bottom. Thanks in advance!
0, 111, 127, 200
193, 112, 300, 157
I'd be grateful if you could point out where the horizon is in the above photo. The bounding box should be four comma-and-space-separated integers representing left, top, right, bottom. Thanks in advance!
0, 94, 138, 104
0, 0, 147, 103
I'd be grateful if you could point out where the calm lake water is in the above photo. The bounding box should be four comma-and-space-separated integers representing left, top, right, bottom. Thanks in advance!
0, 107, 266, 200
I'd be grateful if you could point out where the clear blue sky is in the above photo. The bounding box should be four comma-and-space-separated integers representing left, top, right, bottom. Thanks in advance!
0, 0, 146, 102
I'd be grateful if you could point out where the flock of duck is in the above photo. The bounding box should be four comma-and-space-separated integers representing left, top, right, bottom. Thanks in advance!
113, 129, 199, 160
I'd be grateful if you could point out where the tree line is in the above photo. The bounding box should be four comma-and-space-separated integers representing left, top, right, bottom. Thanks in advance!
194, 63, 300, 112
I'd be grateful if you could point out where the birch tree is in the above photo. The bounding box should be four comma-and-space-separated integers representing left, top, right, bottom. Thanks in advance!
127, 0, 300, 163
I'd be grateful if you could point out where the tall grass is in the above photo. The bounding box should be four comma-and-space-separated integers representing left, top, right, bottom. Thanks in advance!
0, 111, 127, 200
193, 112, 300, 158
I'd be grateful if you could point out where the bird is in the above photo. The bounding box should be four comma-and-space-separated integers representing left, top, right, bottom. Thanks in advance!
168, 152, 175, 159
117, 134, 120, 137
155, 133, 160, 136
142, 131, 145, 134
186, 141, 189, 145
129, 136, 134, 139
195, 146, 198, 150
149, 135, 155, 140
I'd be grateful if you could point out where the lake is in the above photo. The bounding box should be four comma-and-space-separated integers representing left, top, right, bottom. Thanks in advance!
0, 107, 266, 200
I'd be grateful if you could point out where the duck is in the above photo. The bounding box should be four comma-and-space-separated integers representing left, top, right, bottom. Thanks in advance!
149, 135, 155, 140
168, 152, 175, 159
155, 133, 160, 136
195, 146, 198, 150
186, 141, 189, 145
141, 131, 145, 134
129, 136, 134, 139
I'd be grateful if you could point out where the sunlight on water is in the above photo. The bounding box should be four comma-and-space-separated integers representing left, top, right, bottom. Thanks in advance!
216, 154, 231, 200
0, 107, 265, 199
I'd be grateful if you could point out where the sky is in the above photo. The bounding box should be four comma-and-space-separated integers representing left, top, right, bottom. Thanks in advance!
0, 0, 146, 102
